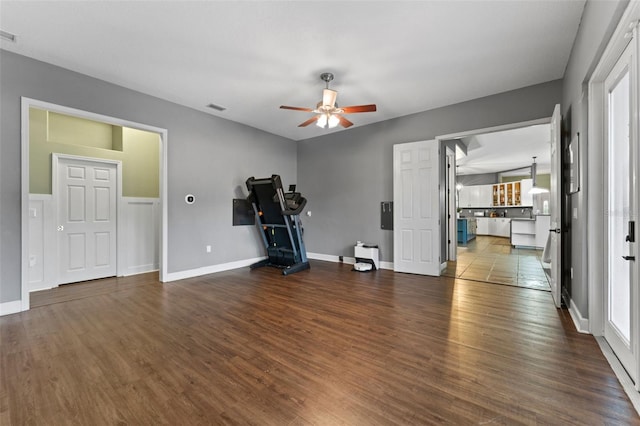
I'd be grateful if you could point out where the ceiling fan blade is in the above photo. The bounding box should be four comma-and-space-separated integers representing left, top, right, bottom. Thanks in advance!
337, 115, 353, 128
280, 105, 313, 112
340, 104, 377, 114
298, 116, 320, 127
322, 89, 337, 108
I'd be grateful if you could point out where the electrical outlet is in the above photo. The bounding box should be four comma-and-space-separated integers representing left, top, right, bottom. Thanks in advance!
206, 245, 211, 253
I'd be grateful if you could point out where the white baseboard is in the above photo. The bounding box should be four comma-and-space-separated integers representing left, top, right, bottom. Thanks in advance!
123, 265, 159, 277
595, 336, 640, 416
307, 252, 394, 270
568, 298, 590, 333
163, 256, 267, 282
0, 300, 24, 316
28, 284, 56, 293
307, 252, 353, 264
380, 261, 394, 270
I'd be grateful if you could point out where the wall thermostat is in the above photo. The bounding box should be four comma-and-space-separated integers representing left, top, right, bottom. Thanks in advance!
185, 194, 195, 204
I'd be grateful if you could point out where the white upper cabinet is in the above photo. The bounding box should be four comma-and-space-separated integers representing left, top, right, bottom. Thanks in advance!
459, 180, 533, 208
479, 185, 493, 207
458, 186, 470, 207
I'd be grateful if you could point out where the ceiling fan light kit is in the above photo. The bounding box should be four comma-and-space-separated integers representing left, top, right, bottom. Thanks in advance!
280, 72, 376, 129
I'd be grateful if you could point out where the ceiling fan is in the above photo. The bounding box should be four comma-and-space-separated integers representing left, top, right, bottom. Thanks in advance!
280, 72, 377, 129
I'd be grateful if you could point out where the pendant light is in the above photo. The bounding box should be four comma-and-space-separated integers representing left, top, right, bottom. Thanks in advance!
529, 156, 549, 194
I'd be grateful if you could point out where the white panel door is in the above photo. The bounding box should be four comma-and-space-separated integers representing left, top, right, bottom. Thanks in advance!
549, 104, 562, 308
393, 140, 440, 276
57, 157, 117, 284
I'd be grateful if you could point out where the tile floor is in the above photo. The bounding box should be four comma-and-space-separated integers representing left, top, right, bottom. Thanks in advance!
443, 235, 551, 291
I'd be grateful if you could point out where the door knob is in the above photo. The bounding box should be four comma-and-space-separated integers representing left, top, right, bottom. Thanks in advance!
622, 255, 636, 261
549, 228, 561, 233
57, 225, 64, 231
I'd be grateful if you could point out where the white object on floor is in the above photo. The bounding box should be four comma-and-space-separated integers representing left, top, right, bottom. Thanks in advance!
354, 262, 373, 272
354, 244, 380, 269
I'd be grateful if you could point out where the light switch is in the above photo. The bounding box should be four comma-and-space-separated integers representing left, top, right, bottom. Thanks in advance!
29, 208, 37, 218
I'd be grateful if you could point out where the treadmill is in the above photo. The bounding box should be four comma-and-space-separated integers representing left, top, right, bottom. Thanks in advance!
246, 175, 310, 275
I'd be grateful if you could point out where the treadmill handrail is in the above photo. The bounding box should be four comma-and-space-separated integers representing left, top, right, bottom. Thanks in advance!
281, 196, 307, 216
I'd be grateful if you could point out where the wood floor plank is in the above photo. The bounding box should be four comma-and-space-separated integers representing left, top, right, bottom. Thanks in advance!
1, 261, 638, 424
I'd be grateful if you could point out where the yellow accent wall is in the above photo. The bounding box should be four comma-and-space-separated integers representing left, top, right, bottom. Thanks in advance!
501, 173, 550, 189
121, 127, 160, 197
48, 111, 114, 149
29, 107, 159, 197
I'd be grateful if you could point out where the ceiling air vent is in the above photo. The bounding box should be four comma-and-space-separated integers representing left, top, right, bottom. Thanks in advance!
0, 30, 17, 43
206, 103, 227, 112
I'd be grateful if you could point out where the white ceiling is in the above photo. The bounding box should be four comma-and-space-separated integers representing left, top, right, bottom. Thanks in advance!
456, 124, 551, 176
0, 1, 585, 142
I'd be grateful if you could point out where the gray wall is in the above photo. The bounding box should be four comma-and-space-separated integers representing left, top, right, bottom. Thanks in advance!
560, 0, 629, 317
297, 80, 563, 262
0, 50, 297, 303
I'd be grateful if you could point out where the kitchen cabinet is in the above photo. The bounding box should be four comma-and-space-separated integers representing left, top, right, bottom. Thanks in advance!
506, 182, 514, 206
510, 216, 550, 248
469, 186, 480, 207
488, 181, 533, 207
479, 185, 493, 207
476, 217, 489, 235
458, 186, 470, 207
511, 219, 536, 247
488, 218, 511, 238
514, 181, 522, 206
458, 180, 531, 208
457, 218, 476, 244
493, 184, 507, 206
459, 185, 490, 207
469, 217, 510, 238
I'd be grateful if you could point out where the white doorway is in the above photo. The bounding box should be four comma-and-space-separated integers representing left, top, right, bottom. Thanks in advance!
438, 115, 559, 297
54, 155, 119, 284
20, 98, 169, 311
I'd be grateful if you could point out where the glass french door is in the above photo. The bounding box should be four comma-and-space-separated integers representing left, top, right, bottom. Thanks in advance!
604, 41, 637, 381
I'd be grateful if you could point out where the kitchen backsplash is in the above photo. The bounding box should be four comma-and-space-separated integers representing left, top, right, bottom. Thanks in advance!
459, 193, 550, 219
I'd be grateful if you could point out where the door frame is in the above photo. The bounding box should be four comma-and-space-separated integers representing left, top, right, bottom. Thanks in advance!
437, 117, 551, 265
52, 153, 123, 282
20, 97, 169, 311
587, 1, 640, 386
446, 147, 457, 261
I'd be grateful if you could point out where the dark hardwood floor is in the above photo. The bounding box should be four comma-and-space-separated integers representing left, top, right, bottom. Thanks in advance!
2, 260, 638, 425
